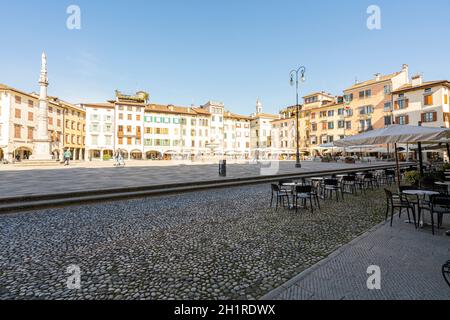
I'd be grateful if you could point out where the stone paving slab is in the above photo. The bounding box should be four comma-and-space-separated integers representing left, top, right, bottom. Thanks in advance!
0, 160, 394, 198
262, 215, 450, 300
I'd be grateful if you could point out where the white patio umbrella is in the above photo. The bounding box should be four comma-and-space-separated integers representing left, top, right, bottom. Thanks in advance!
417, 138, 450, 158
334, 125, 450, 187
334, 125, 450, 147
317, 143, 344, 156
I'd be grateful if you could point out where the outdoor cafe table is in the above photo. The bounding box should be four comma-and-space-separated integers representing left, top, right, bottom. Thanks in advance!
309, 177, 325, 199
281, 182, 304, 187
402, 189, 439, 228
281, 182, 307, 210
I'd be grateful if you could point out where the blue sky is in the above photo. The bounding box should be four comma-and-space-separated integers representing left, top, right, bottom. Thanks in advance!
1, 0, 450, 115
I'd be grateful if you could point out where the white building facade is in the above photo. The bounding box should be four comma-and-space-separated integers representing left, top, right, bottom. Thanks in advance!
83, 103, 115, 160
223, 112, 251, 158
250, 100, 278, 159
115, 101, 145, 160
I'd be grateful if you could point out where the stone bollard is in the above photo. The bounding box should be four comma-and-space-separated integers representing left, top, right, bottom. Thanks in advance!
219, 160, 227, 177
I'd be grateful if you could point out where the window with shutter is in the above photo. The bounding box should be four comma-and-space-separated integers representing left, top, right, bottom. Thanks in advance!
445, 95, 448, 105
14, 125, 21, 138
433, 112, 437, 122
445, 113, 450, 123
27, 127, 33, 140
405, 115, 409, 124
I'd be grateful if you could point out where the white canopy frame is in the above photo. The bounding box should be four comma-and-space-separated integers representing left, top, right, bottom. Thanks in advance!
334, 125, 450, 188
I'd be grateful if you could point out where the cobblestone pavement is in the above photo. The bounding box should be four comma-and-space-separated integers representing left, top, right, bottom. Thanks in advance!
0, 160, 393, 198
264, 210, 450, 300
0, 183, 390, 300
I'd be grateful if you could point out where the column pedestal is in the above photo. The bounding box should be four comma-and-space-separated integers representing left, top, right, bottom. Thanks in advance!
30, 139, 53, 161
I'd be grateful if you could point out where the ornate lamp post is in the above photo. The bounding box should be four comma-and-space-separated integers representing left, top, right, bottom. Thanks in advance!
290, 66, 306, 168
342, 96, 352, 155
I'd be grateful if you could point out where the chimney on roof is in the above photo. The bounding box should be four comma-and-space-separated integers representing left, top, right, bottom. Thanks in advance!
402, 64, 409, 78
375, 73, 381, 81
411, 74, 423, 87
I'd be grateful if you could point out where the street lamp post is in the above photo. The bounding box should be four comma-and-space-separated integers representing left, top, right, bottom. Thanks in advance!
342, 96, 351, 156
290, 66, 306, 168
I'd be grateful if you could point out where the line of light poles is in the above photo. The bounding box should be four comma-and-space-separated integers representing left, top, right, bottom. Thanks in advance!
290, 66, 306, 168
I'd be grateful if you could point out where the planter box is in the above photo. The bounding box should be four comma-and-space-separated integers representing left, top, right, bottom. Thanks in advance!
345, 158, 356, 164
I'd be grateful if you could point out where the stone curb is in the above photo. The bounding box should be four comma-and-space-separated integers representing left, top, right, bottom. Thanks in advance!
0, 163, 406, 214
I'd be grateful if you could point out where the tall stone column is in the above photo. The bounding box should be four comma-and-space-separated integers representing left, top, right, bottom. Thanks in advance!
31, 52, 52, 161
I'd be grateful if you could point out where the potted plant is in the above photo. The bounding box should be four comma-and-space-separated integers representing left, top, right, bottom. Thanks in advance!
345, 157, 355, 164
404, 170, 420, 187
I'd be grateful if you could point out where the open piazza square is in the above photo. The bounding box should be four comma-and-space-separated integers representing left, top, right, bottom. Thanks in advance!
1, 1, 449, 314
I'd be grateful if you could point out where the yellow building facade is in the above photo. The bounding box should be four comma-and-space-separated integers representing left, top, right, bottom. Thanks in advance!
59, 100, 86, 160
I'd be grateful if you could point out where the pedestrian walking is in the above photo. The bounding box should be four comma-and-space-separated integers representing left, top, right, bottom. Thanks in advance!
63, 149, 72, 166
118, 153, 125, 166
114, 151, 121, 167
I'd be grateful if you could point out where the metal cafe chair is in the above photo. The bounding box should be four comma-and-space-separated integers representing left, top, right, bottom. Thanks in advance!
323, 179, 341, 201
270, 184, 290, 211
443, 260, 450, 287
375, 170, 388, 186
342, 175, 357, 195
293, 185, 320, 213
384, 189, 417, 228
385, 169, 396, 186
420, 194, 450, 235
362, 173, 377, 190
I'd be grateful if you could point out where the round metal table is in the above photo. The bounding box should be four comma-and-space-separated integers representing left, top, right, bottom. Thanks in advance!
402, 190, 439, 228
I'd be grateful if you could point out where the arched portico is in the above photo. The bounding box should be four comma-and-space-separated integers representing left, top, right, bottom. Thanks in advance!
130, 150, 143, 160
88, 149, 101, 161
145, 150, 162, 160
163, 150, 178, 160
14, 147, 33, 161
103, 149, 113, 160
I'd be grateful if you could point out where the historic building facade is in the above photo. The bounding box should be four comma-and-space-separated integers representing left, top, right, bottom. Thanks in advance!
270, 116, 296, 159
4, 55, 450, 163
0, 85, 65, 162
342, 64, 410, 135
142, 103, 211, 160
391, 76, 450, 128
0, 53, 86, 162
223, 111, 251, 158
114, 93, 146, 160
82, 103, 115, 161
57, 99, 85, 160
274, 65, 450, 157
250, 100, 278, 159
